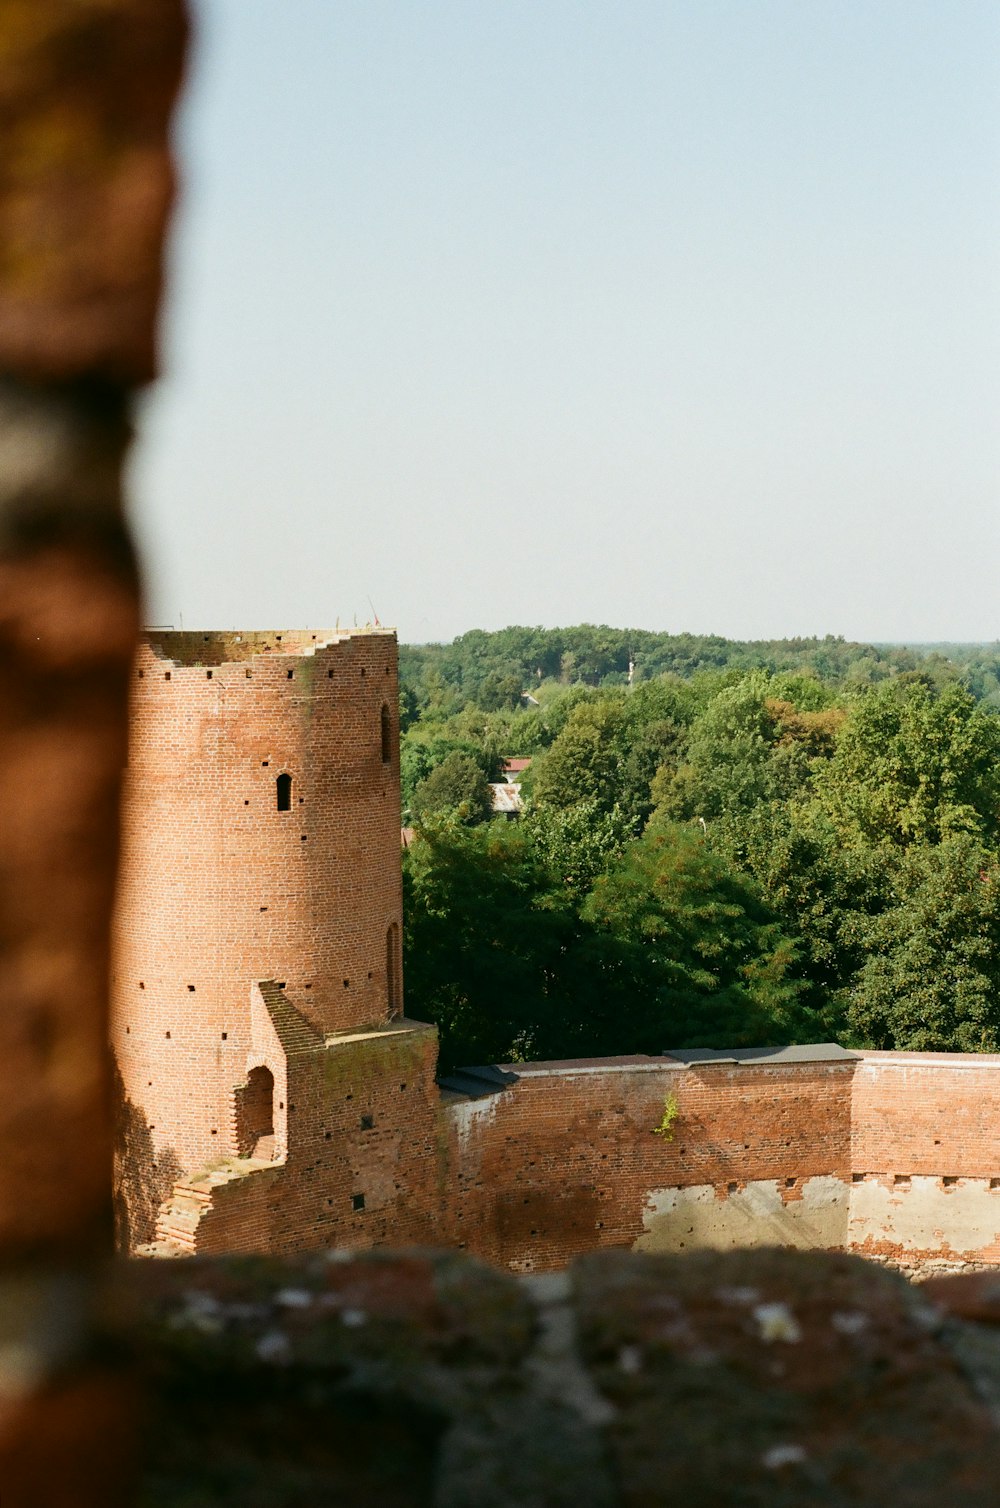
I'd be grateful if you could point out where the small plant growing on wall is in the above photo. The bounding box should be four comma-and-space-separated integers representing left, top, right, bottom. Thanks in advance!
653, 1092, 679, 1142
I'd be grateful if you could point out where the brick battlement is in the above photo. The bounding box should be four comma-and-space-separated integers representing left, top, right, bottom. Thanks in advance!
142, 626, 395, 668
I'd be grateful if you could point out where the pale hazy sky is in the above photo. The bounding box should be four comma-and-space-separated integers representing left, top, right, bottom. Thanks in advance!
131, 1, 1000, 645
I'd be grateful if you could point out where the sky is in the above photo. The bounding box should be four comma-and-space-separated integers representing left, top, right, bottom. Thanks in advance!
130, 0, 1000, 645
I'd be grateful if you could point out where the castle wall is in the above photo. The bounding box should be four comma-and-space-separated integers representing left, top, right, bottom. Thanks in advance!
443, 1056, 855, 1271
111, 629, 403, 1242
137, 1037, 1000, 1270
847, 1051, 1000, 1264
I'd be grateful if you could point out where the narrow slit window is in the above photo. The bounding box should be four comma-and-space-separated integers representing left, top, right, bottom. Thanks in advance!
380, 704, 392, 763
386, 921, 401, 1017
276, 773, 292, 811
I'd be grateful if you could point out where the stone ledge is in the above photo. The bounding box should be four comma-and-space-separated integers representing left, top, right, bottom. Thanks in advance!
109, 1246, 1000, 1506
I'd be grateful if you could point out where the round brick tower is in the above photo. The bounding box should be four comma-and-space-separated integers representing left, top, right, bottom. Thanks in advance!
111, 629, 403, 1186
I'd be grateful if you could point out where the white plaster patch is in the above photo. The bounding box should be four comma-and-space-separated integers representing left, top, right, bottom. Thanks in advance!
848, 1176, 1000, 1257
635, 1177, 849, 1254
446, 1092, 509, 1146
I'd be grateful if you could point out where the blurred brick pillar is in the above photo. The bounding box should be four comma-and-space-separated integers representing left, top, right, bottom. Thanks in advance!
0, 3, 187, 1503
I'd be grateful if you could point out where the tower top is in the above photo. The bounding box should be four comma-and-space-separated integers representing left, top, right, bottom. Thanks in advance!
143, 627, 396, 668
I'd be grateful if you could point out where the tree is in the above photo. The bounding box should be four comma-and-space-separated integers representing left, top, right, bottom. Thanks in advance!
398, 683, 420, 733
582, 823, 814, 1049
476, 670, 524, 712
411, 752, 493, 825
651, 673, 809, 823
710, 799, 891, 1033
526, 799, 632, 901
403, 816, 814, 1069
816, 681, 1000, 848
402, 820, 581, 1070
847, 835, 1000, 1051
531, 697, 626, 812
618, 718, 686, 826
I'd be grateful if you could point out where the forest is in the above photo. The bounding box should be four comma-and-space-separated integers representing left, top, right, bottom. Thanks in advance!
399, 626, 1000, 1071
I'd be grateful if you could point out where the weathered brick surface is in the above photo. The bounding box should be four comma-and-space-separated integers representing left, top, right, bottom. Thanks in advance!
852, 1051, 1000, 1177
0, 3, 187, 1502
445, 1058, 855, 1270
193, 1021, 446, 1256
847, 1051, 1000, 1265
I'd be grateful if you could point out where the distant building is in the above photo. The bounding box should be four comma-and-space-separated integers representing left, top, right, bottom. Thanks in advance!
489, 782, 523, 817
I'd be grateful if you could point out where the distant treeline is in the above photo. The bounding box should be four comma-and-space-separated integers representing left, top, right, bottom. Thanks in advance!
400, 626, 1000, 716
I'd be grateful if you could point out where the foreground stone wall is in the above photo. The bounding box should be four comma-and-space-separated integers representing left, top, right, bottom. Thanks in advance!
126, 1246, 1000, 1507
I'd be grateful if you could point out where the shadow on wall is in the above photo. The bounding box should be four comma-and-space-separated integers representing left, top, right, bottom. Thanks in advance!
111, 1060, 182, 1251
234, 1064, 277, 1160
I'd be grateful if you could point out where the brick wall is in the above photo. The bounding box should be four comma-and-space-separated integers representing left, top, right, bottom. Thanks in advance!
851, 1051, 1000, 1177
848, 1051, 1000, 1263
193, 1019, 445, 1256
443, 1056, 856, 1270
441, 1051, 1000, 1272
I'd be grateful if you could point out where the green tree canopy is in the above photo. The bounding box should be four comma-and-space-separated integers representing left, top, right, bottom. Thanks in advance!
847, 835, 1000, 1051
398, 625, 1000, 1066
411, 752, 494, 826
815, 681, 1000, 848
530, 696, 627, 813
582, 823, 814, 1049
402, 821, 580, 1070
403, 818, 816, 1069
652, 673, 813, 823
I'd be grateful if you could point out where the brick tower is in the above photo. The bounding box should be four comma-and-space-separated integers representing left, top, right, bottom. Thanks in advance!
110, 629, 440, 1253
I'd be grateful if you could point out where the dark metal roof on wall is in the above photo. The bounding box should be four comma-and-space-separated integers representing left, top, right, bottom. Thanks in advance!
437, 1064, 520, 1099
662, 1043, 859, 1068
